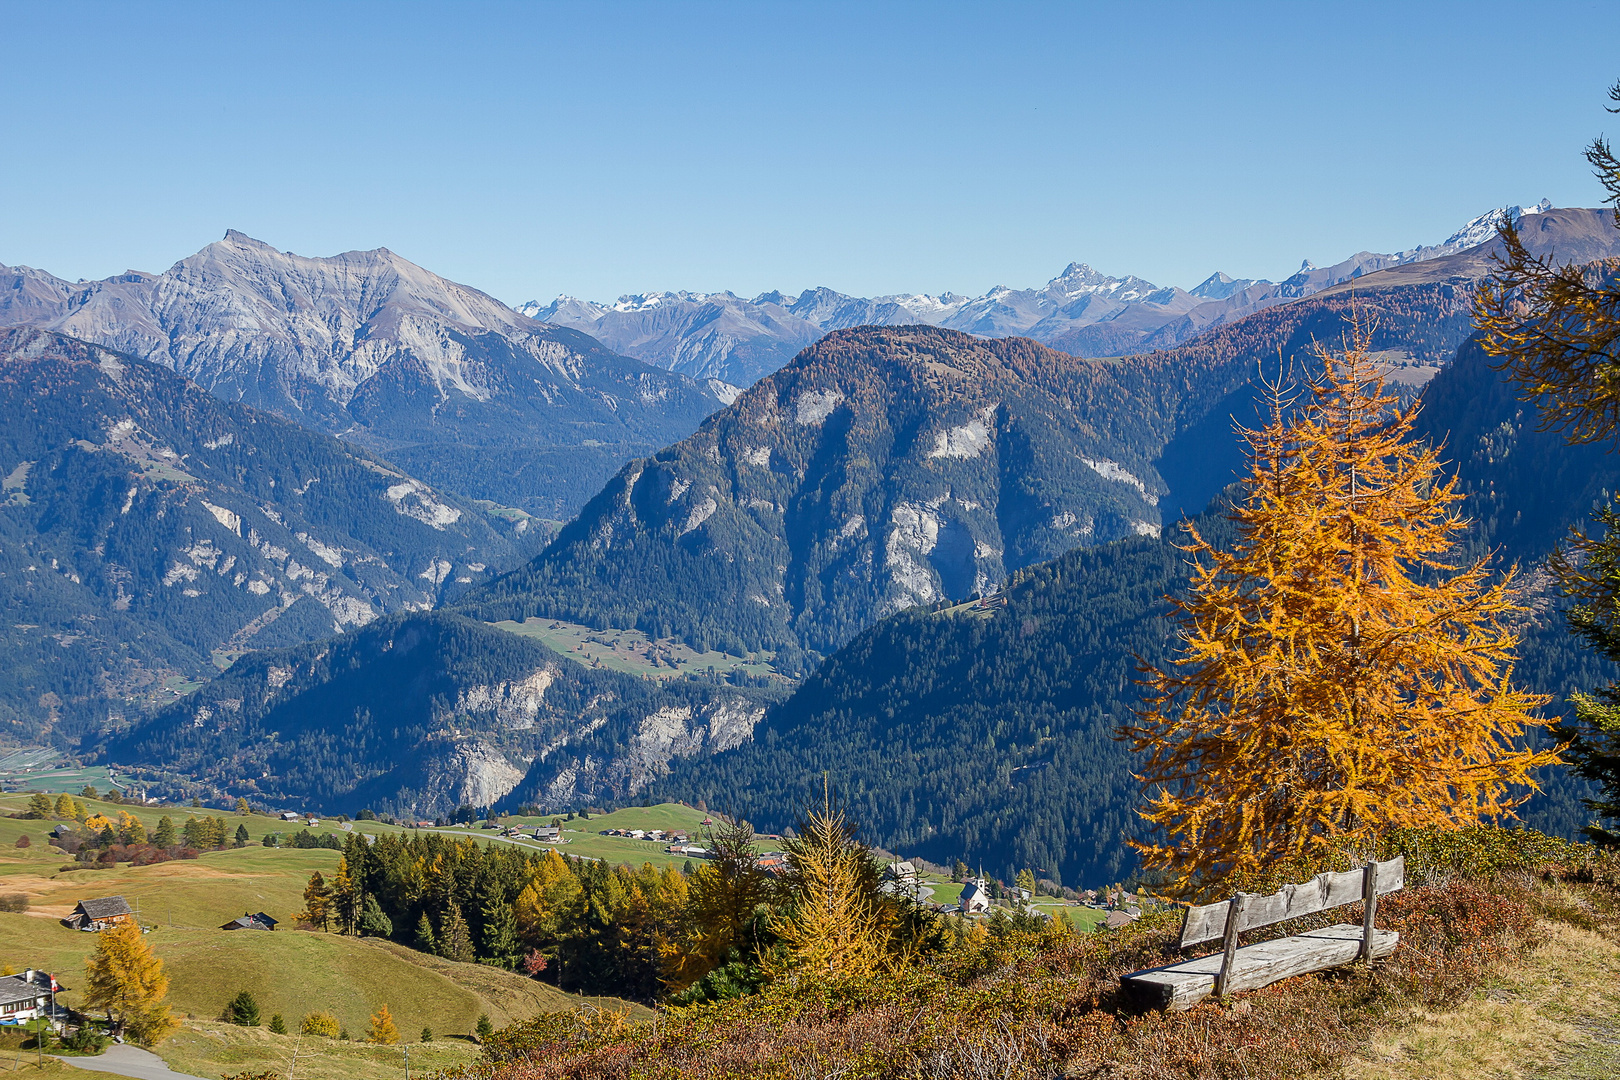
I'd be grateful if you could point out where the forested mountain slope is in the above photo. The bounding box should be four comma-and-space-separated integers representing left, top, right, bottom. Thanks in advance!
0, 232, 723, 517
461, 259, 1528, 665
462, 326, 1176, 666
649, 340, 1620, 888
97, 611, 781, 816
0, 328, 526, 745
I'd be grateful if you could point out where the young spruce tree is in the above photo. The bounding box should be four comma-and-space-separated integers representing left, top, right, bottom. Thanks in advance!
1127, 333, 1560, 895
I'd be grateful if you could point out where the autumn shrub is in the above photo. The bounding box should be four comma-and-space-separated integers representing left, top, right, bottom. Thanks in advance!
0, 895, 28, 913
435, 832, 1610, 1080
300, 1011, 340, 1038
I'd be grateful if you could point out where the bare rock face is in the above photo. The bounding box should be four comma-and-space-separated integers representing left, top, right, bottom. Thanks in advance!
101, 610, 782, 818
0, 232, 722, 517
521, 695, 768, 811
419, 738, 528, 810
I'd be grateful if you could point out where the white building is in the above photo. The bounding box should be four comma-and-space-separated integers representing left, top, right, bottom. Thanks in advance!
958, 878, 992, 915
0, 971, 59, 1025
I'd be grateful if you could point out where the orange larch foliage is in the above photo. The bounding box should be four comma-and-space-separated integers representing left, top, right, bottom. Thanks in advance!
1126, 329, 1560, 897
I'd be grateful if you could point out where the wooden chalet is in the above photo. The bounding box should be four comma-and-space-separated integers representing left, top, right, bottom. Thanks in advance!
61, 896, 134, 931
220, 911, 278, 932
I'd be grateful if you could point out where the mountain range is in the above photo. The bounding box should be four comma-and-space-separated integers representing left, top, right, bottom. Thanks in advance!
0, 327, 527, 746
9, 203, 1620, 865
0, 232, 724, 519
519, 201, 1554, 385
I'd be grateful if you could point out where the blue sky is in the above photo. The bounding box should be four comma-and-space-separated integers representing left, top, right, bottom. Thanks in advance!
3, 1, 1618, 304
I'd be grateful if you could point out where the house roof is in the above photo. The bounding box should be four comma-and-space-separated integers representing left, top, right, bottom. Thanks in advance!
0, 972, 55, 1008
74, 896, 133, 920
221, 912, 277, 931
959, 880, 991, 906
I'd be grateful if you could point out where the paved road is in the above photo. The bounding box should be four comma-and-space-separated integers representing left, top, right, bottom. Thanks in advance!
52, 1044, 210, 1080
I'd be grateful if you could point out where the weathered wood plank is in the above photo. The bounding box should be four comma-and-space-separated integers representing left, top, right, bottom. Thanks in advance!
1179, 857, 1406, 947
1124, 924, 1399, 1011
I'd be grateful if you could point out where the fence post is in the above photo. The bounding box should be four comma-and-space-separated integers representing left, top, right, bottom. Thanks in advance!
1213, 893, 1246, 997
1358, 860, 1380, 962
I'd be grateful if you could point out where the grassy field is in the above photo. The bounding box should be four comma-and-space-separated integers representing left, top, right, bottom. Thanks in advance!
0, 791, 646, 1080
491, 617, 783, 682
0, 765, 121, 798
158, 1021, 480, 1080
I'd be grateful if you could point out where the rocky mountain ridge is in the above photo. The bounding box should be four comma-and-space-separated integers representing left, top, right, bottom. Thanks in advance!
0, 327, 527, 744
0, 232, 724, 518
519, 201, 1554, 384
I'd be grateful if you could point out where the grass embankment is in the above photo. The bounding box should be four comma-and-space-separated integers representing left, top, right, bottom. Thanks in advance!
445, 828, 1620, 1080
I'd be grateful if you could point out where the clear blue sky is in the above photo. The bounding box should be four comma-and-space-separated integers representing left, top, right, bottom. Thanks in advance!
3, 1, 1618, 305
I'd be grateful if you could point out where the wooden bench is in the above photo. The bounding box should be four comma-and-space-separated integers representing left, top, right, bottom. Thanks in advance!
1120, 856, 1405, 1011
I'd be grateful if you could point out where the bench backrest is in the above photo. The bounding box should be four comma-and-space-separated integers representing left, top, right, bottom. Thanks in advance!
1179, 856, 1405, 949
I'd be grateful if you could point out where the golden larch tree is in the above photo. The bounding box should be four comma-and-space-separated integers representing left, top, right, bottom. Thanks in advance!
1127, 332, 1560, 896
365, 1003, 399, 1044
765, 792, 890, 984
1474, 78, 1620, 444
82, 920, 179, 1046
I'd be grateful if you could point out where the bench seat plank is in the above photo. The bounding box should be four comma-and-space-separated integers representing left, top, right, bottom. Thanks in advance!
1121, 924, 1399, 1011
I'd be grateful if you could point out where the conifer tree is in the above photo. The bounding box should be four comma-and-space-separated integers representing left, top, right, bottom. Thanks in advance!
414, 913, 436, 954
480, 894, 519, 969
329, 859, 360, 934
53, 794, 74, 819
1128, 334, 1560, 895
225, 990, 260, 1026
235, 797, 251, 815
24, 793, 51, 819
82, 920, 178, 1046
234, 824, 250, 847
301, 871, 331, 930
268, 1014, 287, 1035
153, 817, 176, 848
1474, 78, 1620, 844
766, 792, 887, 984
365, 1003, 398, 1044
438, 905, 475, 963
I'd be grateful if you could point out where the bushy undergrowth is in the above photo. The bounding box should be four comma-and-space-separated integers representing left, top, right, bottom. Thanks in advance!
430, 827, 1620, 1080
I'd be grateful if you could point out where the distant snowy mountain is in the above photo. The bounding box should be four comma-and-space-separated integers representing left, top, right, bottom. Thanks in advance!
518, 201, 1554, 385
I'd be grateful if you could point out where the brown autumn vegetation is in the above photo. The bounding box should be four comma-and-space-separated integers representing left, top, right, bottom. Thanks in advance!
423, 827, 1619, 1080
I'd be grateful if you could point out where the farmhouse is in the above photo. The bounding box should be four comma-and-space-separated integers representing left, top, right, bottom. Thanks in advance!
0, 971, 62, 1025
885, 861, 917, 885
61, 896, 134, 931
220, 912, 278, 931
